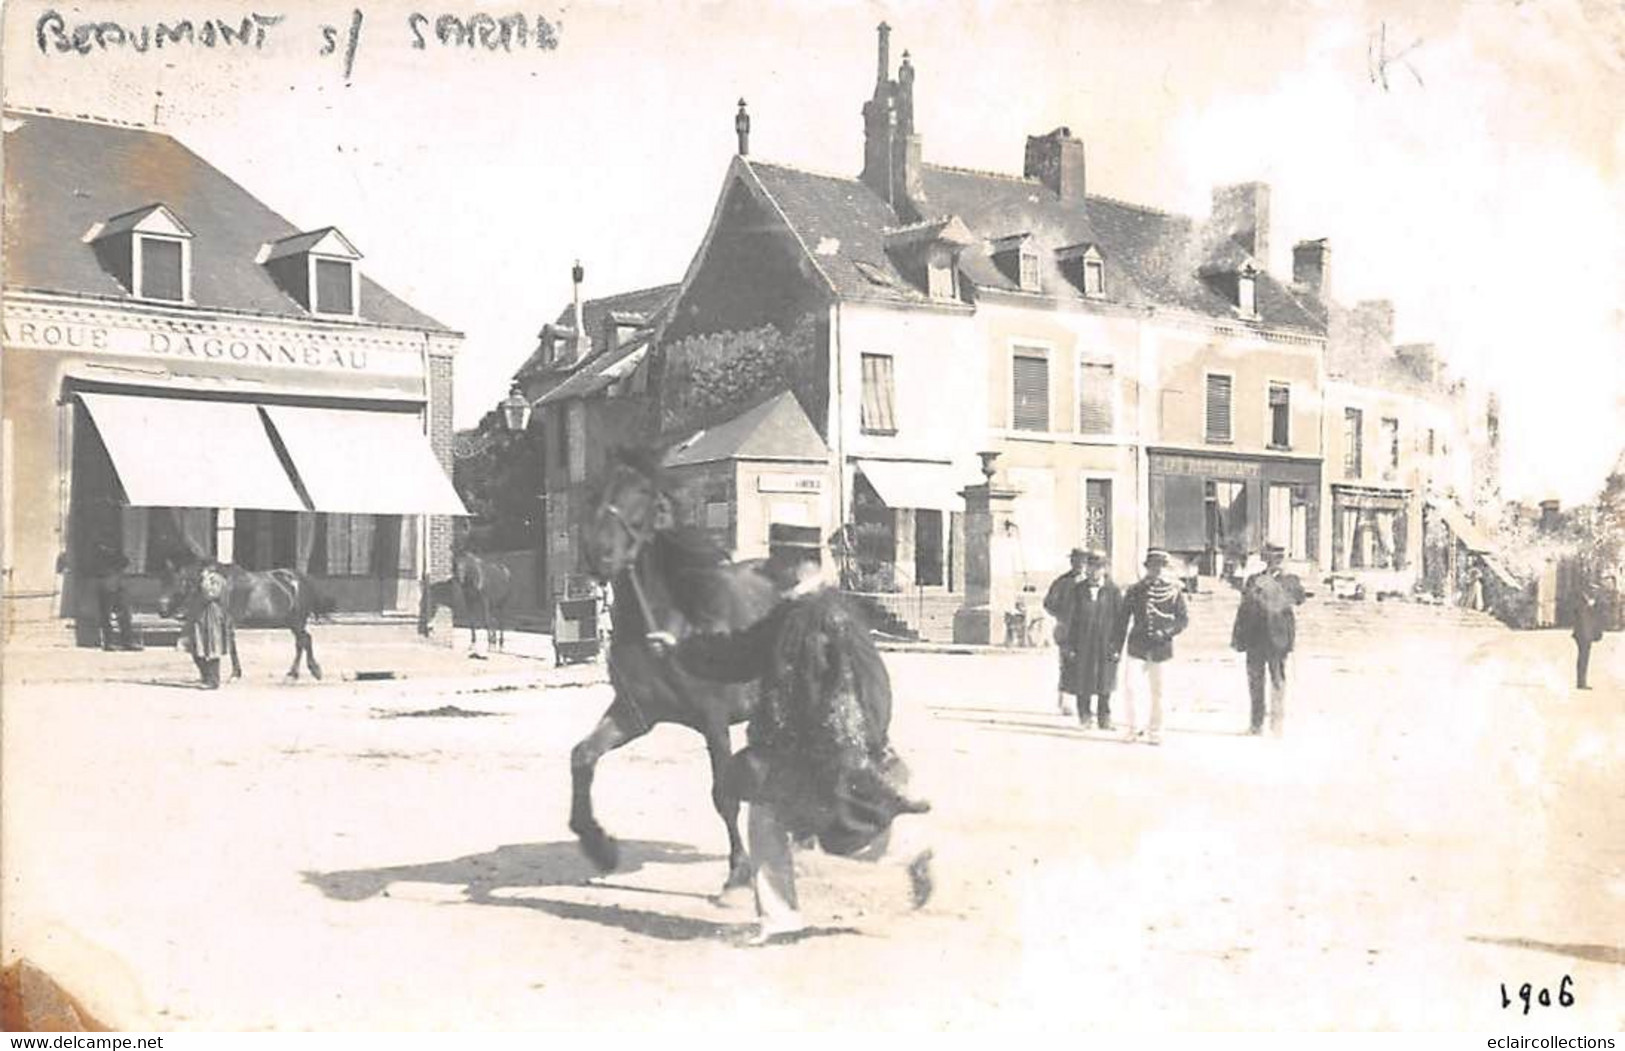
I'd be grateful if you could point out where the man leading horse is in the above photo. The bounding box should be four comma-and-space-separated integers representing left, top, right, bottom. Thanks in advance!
648, 523, 934, 944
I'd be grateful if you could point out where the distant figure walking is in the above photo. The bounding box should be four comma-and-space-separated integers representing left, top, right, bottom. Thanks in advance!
1571, 580, 1606, 691
89, 539, 140, 651
1045, 548, 1122, 728
1115, 549, 1188, 745
1232, 543, 1306, 736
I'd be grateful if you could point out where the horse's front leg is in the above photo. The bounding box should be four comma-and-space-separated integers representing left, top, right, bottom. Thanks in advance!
703, 715, 751, 895
303, 624, 322, 680
569, 701, 649, 873
284, 625, 302, 681
228, 626, 242, 681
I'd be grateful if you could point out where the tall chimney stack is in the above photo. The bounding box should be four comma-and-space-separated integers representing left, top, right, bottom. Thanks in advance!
1212, 182, 1271, 265
566, 259, 588, 364
1292, 238, 1330, 298
1024, 126, 1086, 203
876, 21, 891, 86
734, 98, 750, 156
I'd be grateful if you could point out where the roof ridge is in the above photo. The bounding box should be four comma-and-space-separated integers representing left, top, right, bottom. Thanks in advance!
1083, 191, 1180, 221
922, 161, 1040, 185
744, 157, 866, 185
922, 161, 1184, 220
3, 106, 153, 131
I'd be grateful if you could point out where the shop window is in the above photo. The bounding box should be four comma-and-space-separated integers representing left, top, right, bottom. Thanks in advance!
861, 354, 898, 434
145, 507, 216, 569
323, 514, 377, 575
1340, 506, 1406, 571
1012, 349, 1049, 431
1268, 383, 1291, 448
1343, 408, 1364, 477
1268, 483, 1310, 559
1205, 374, 1233, 443
1078, 362, 1114, 435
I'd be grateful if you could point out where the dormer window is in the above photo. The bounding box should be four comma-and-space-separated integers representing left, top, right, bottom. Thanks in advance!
990, 232, 1042, 293
1057, 243, 1105, 299
258, 227, 362, 318
883, 215, 974, 303
1238, 262, 1259, 319
1084, 259, 1105, 297
84, 204, 194, 303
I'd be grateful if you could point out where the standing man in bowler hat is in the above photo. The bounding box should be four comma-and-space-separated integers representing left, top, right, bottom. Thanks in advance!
1114, 548, 1188, 745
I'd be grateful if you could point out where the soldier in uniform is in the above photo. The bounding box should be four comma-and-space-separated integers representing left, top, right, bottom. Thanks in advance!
1114, 549, 1189, 745
650, 523, 932, 944
1231, 543, 1306, 735
1045, 548, 1122, 729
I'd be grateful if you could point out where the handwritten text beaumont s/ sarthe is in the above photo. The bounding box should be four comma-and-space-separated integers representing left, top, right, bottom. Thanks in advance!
34, 9, 562, 59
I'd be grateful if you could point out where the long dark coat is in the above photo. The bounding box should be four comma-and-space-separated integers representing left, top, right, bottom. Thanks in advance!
673, 585, 917, 855
1045, 574, 1122, 697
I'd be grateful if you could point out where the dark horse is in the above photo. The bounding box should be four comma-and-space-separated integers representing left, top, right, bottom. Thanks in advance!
418, 552, 513, 654
572, 451, 779, 893
158, 560, 336, 681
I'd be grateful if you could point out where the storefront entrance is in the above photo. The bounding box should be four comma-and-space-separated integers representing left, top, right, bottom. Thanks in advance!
1149, 449, 1321, 576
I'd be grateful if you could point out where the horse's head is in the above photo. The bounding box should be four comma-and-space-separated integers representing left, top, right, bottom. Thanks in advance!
418, 574, 459, 636
588, 449, 674, 580
155, 558, 201, 619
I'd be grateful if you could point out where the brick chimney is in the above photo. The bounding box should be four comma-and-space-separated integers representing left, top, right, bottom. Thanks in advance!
1024, 127, 1086, 203
860, 25, 925, 219
1292, 238, 1330, 297
1212, 182, 1271, 264
734, 98, 750, 156
559, 259, 588, 366
1539, 499, 1562, 534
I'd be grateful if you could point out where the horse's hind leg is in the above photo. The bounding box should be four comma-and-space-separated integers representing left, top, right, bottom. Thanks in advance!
285, 626, 302, 681
228, 627, 243, 681
703, 721, 751, 894
569, 701, 648, 873
302, 618, 322, 680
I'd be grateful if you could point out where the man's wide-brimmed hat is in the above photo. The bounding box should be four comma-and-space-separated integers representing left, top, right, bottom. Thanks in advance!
1069, 547, 1088, 562
1144, 548, 1170, 567
1262, 542, 1286, 559
768, 523, 823, 556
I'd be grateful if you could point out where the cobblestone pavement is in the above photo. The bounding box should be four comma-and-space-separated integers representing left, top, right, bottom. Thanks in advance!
2, 613, 1621, 1030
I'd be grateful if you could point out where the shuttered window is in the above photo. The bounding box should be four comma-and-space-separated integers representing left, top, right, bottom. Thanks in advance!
1382, 417, 1400, 475
860, 354, 898, 434
1012, 351, 1049, 431
1269, 383, 1291, 448
314, 259, 354, 315
139, 237, 184, 301
1078, 362, 1114, 434
1344, 408, 1363, 477
1205, 373, 1233, 442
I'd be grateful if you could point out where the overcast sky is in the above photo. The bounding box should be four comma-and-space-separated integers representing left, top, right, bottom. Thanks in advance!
5, 0, 1621, 503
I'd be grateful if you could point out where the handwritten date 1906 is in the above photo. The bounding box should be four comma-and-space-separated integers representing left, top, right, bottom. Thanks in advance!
1501, 975, 1575, 1014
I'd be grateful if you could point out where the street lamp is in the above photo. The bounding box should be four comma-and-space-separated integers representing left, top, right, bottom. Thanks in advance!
500, 383, 532, 434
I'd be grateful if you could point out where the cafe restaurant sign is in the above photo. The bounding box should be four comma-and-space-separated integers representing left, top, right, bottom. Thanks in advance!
0, 303, 426, 378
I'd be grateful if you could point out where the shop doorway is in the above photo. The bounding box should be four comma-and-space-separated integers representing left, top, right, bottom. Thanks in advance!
914, 508, 944, 587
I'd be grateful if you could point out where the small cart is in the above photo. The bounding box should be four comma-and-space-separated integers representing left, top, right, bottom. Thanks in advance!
553, 575, 604, 666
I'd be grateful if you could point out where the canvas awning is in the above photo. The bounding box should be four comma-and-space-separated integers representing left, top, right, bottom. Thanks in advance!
1425, 497, 1496, 553
855, 459, 969, 513
78, 391, 307, 511
261, 404, 468, 516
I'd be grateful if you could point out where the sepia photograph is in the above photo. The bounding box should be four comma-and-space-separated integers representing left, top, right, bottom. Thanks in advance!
1, 0, 1621, 1034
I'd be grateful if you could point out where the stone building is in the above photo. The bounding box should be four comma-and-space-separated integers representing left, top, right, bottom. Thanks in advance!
1, 110, 464, 643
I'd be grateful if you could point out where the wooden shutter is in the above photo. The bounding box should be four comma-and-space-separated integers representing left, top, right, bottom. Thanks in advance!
1205, 374, 1233, 441
1269, 383, 1290, 447
1078, 362, 1114, 434
1012, 353, 1049, 431
1344, 409, 1363, 476
861, 354, 897, 433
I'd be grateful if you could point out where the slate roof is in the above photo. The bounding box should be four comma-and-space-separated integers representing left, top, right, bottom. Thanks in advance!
515, 282, 678, 386
663, 390, 828, 467
2, 111, 451, 332
737, 157, 1325, 335
535, 334, 652, 405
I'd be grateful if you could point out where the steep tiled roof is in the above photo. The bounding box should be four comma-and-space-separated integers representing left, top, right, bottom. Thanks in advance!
515, 282, 678, 385
2, 111, 452, 332
745, 161, 924, 306
536, 334, 651, 405
663, 390, 828, 466
733, 157, 1324, 334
